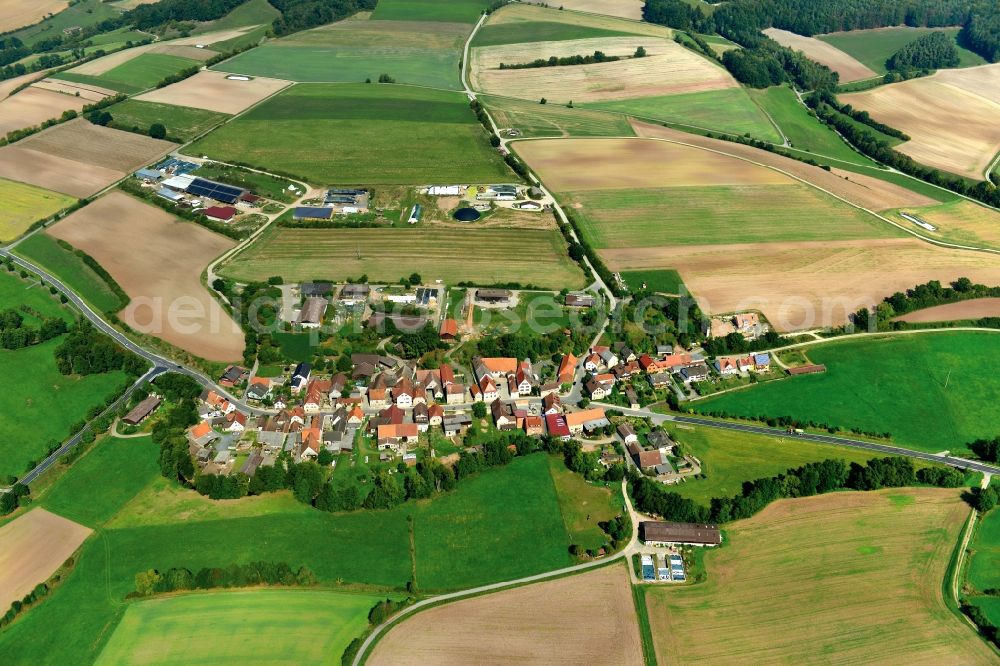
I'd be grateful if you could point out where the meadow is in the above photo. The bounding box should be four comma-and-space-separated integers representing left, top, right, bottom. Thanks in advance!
644, 489, 993, 663
0, 338, 127, 481
186, 83, 512, 184
546, 456, 620, 552
55, 53, 201, 94
967, 506, 1000, 625
219, 225, 587, 290
747, 84, 877, 166
104, 99, 229, 142
96, 589, 382, 665
472, 20, 634, 47
0, 451, 584, 663
818, 27, 986, 75
483, 95, 635, 137
664, 424, 916, 505
564, 183, 896, 248
588, 88, 781, 142
695, 332, 1000, 453
370, 0, 491, 22
10, 0, 119, 46
15, 233, 125, 314
0, 178, 75, 242
620, 269, 683, 294
216, 19, 468, 89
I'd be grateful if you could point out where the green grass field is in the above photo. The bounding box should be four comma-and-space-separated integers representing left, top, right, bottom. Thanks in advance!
665, 425, 911, 505
15, 233, 124, 314
565, 183, 898, 248
748, 85, 877, 166
104, 99, 229, 142
56, 53, 201, 94
0, 178, 75, 242
587, 88, 782, 143
472, 21, 635, 47
968, 507, 1000, 595
0, 338, 128, 481
370, 0, 491, 22
42, 436, 159, 528
186, 83, 512, 184
484, 95, 635, 137
695, 332, 1000, 453
220, 223, 586, 290
620, 269, 684, 294
818, 27, 986, 75
11, 0, 121, 47
215, 18, 468, 89
0, 452, 579, 663
96, 589, 381, 665
547, 455, 620, 551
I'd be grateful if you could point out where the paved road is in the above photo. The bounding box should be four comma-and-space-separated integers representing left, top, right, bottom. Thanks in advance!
0, 249, 266, 415
18, 366, 164, 487
594, 403, 1000, 475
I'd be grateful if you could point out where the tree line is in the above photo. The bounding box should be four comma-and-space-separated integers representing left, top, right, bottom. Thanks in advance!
0, 306, 66, 350
848, 278, 1000, 332
630, 455, 966, 524
130, 561, 317, 598
499, 50, 623, 70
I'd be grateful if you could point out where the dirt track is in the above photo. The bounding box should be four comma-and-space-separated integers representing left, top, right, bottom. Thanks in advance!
48, 192, 245, 362
368, 564, 643, 665
0, 509, 91, 612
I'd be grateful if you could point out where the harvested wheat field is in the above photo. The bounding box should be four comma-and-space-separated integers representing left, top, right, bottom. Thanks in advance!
841, 70, 1000, 179
135, 70, 290, 114
604, 237, 1000, 330
631, 120, 937, 210
895, 298, 1000, 323
369, 564, 642, 666
0, 70, 53, 101
0, 87, 90, 136
16, 118, 175, 173
0, 0, 68, 33
764, 28, 876, 82
472, 39, 734, 103
48, 192, 244, 361
516, 137, 790, 191
525, 0, 643, 20
473, 37, 677, 70
888, 200, 1000, 250
645, 489, 993, 664
30, 78, 116, 101
487, 3, 671, 39
0, 146, 125, 198
0, 508, 91, 612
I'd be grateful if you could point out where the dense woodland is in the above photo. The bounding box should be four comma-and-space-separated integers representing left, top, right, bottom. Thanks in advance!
268, 0, 376, 36
886, 31, 960, 72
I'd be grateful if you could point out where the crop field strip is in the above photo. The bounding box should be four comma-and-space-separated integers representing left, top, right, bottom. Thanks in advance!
97, 590, 383, 665
134, 70, 291, 115
841, 63, 1000, 179
47, 191, 245, 363
645, 489, 994, 664
0, 86, 93, 137
968, 507, 1000, 625
884, 200, 1000, 251
215, 18, 470, 89
369, 564, 644, 665
185, 83, 512, 184
0, 178, 76, 242
53, 53, 203, 95
370, 0, 492, 23
101, 99, 230, 142
484, 3, 671, 39
219, 225, 587, 291
587, 88, 782, 142
14, 233, 125, 314
482, 94, 636, 137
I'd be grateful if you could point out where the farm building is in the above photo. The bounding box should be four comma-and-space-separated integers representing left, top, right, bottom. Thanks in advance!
325, 188, 367, 205
162, 174, 195, 192
122, 395, 162, 425
566, 293, 595, 308
428, 185, 463, 196
187, 178, 245, 204
202, 206, 237, 222
476, 184, 518, 201
340, 284, 370, 303
407, 204, 423, 224
156, 187, 184, 203
640, 521, 721, 547
545, 413, 571, 440
476, 288, 512, 304
134, 168, 162, 183
297, 297, 328, 328
294, 206, 334, 221
439, 318, 458, 341
301, 283, 333, 297
156, 158, 199, 175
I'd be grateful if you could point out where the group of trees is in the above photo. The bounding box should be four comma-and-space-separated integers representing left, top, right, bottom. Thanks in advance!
499, 50, 622, 70
886, 31, 960, 72
969, 485, 999, 512
702, 329, 790, 356
630, 456, 966, 524
54, 321, 145, 376
969, 437, 1000, 463
0, 580, 50, 629
131, 561, 316, 597
848, 278, 1000, 332
0, 307, 66, 350
269, 0, 376, 36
